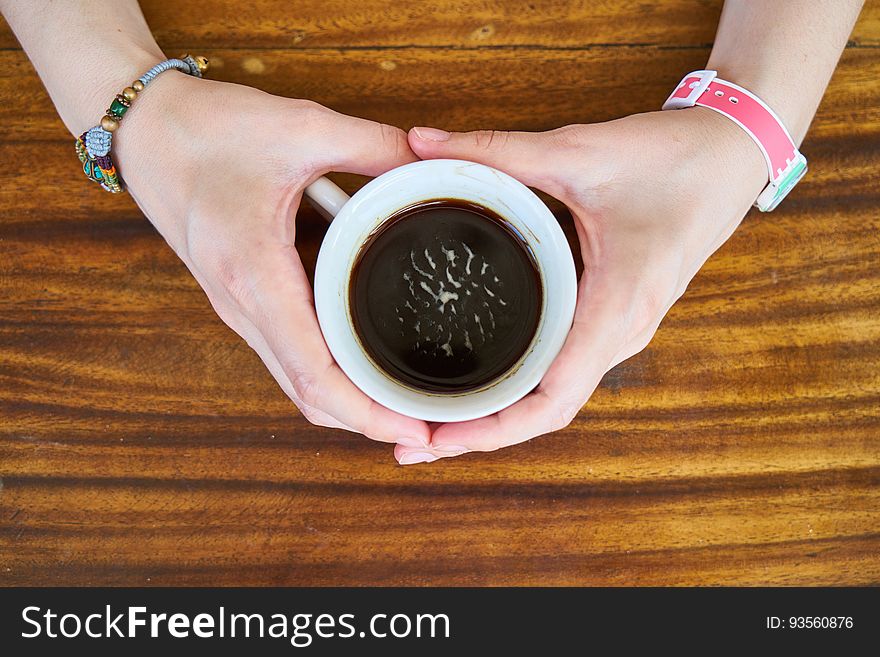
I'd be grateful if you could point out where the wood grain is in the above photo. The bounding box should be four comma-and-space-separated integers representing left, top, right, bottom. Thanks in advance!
1, 1, 879, 586
1, 1, 878, 48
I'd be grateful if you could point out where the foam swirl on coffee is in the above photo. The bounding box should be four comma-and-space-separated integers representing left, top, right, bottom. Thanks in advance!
349, 200, 541, 393
398, 242, 507, 361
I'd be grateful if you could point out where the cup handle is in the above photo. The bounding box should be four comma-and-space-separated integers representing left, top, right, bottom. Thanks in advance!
304, 176, 351, 222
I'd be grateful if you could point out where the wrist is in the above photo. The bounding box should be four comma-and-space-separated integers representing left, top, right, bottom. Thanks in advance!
703, 57, 812, 146
665, 106, 770, 215
61, 44, 167, 138
111, 72, 204, 207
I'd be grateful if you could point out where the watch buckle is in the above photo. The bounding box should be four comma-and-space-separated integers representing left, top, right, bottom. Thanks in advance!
662, 70, 717, 110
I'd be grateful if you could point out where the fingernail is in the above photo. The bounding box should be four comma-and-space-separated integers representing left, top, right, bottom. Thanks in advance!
398, 451, 439, 465
413, 126, 450, 142
431, 444, 469, 455
397, 435, 429, 449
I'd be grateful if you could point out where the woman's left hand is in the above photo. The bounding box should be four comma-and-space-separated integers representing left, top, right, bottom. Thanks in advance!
395, 108, 769, 464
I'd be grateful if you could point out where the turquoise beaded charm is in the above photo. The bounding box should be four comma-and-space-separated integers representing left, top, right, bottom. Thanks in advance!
75, 55, 209, 194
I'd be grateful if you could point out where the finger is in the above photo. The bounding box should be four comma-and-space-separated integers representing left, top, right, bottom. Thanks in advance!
407, 126, 568, 194
188, 261, 357, 432
312, 108, 418, 177
412, 276, 626, 453
406, 389, 583, 454
393, 443, 470, 466
229, 308, 357, 431
240, 245, 432, 448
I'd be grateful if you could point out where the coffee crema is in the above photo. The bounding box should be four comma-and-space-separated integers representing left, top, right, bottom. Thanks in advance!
349, 199, 542, 393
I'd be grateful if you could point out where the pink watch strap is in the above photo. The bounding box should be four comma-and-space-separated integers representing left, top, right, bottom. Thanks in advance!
662, 70, 807, 212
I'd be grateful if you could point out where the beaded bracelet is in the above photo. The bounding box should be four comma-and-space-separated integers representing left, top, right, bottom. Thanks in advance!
75, 55, 209, 193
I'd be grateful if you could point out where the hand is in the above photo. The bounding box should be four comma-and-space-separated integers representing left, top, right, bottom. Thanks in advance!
396, 108, 768, 463
115, 72, 432, 449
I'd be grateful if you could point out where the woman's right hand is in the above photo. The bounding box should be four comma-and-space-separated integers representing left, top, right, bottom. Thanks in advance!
114, 72, 432, 450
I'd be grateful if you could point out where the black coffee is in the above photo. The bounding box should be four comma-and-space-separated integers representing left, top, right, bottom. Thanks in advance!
349, 199, 542, 393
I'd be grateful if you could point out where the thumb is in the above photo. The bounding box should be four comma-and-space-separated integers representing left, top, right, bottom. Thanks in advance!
408, 126, 561, 192
315, 108, 418, 177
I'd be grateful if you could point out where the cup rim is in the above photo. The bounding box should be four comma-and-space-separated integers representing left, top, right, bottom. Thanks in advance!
314, 159, 577, 422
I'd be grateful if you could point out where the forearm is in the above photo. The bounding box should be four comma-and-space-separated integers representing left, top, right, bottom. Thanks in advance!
706, 0, 863, 145
0, 0, 165, 137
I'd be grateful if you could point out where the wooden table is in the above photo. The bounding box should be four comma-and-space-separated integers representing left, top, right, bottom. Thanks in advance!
1, 1, 878, 586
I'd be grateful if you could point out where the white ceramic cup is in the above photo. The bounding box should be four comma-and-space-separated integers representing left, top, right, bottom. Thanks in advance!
305, 159, 576, 422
